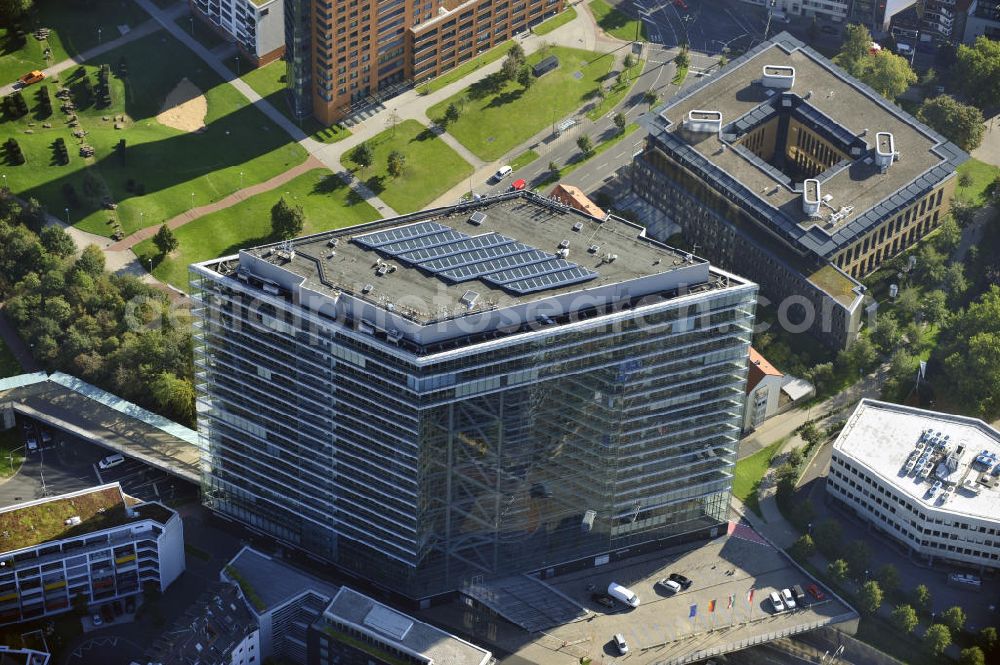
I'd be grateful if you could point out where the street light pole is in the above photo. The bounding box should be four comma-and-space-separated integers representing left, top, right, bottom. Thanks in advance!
64, 207, 69, 224
191, 192, 195, 210
97, 27, 102, 44
235, 55, 240, 76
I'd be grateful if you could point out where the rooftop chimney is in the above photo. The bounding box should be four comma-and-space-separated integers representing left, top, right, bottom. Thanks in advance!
803, 179, 821, 216
684, 109, 723, 133
875, 132, 895, 172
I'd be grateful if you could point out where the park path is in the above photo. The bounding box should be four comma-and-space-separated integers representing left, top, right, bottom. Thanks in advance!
106, 154, 325, 251
0, 3, 187, 98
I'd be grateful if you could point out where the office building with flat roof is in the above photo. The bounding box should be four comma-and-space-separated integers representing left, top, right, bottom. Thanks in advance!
191, 191, 757, 600
629, 33, 966, 350
0, 483, 183, 626
189, 0, 286, 67
309, 586, 492, 665
828, 399, 1000, 571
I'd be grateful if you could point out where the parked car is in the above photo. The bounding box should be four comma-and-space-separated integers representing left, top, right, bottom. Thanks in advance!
92, 612, 103, 626
674, 0, 688, 9
781, 588, 797, 610
657, 578, 682, 593
590, 593, 615, 609
669, 573, 693, 589
40, 430, 52, 444
807, 583, 825, 600
769, 590, 786, 613
613, 633, 629, 655
790, 584, 806, 605
607, 582, 640, 608
491, 165, 512, 183
25, 435, 38, 453
14, 70, 44, 89
98, 453, 125, 470
509, 178, 527, 192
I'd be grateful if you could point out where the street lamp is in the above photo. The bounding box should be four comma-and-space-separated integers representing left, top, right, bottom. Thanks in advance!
148, 258, 153, 273
139, 210, 144, 227
189, 16, 194, 35
239, 171, 244, 188
235, 55, 240, 75
190, 192, 195, 209
64, 207, 69, 224
1, 174, 6, 190
97, 27, 102, 44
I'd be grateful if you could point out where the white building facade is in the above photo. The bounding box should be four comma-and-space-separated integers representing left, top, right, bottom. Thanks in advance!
828, 400, 1000, 571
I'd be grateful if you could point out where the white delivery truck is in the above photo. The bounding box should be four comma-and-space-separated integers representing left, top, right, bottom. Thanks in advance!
608, 582, 640, 608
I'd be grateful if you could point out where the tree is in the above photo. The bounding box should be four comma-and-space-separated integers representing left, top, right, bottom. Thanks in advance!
675, 49, 690, 69
942, 605, 966, 633
791, 534, 815, 560
876, 563, 900, 595
814, 519, 843, 556
936, 286, 1000, 418
895, 286, 922, 322
857, 51, 916, 100
351, 142, 374, 173
0, 0, 32, 21
835, 23, 874, 76
443, 102, 461, 126
858, 581, 883, 614
152, 224, 178, 256
39, 226, 76, 258
871, 315, 902, 354
613, 112, 626, 133
643, 90, 659, 110
387, 150, 406, 178
960, 647, 986, 665
913, 583, 932, 612
943, 263, 968, 305
917, 244, 947, 284
150, 371, 195, 426
844, 540, 870, 576
507, 42, 526, 64
840, 334, 877, 372
827, 558, 849, 582
718, 53, 729, 69
548, 160, 560, 175
501, 55, 520, 82
934, 215, 961, 253
979, 626, 998, 655
924, 624, 952, 657
891, 604, 919, 634
623, 53, 636, 69
75, 244, 105, 276
270, 197, 305, 239
576, 134, 594, 157
954, 36, 1000, 110
517, 64, 534, 90
917, 95, 985, 151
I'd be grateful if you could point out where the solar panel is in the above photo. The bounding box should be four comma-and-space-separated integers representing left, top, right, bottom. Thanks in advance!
485, 259, 578, 285
380, 229, 468, 257
353, 221, 450, 248
399, 233, 515, 264
503, 266, 599, 294
432, 247, 548, 278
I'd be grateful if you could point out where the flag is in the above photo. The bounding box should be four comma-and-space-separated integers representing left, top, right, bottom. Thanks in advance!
727, 594, 735, 610
919, 360, 927, 379
708, 599, 716, 613
689, 604, 697, 618
747, 588, 755, 605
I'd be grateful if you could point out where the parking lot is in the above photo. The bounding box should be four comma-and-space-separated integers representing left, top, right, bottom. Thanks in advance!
630, 0, 767, 53
0, 415, 198, 508
439, 521, 858, 665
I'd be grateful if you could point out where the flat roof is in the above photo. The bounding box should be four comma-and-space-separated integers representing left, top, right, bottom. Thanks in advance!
0, 373, 199, 483
146, 582, 257, 665
224, 547, 338, 614
0, 483, 173, 554
649, 32, 967, 260
833, 400, 1000, 523
323, 587, 492, 665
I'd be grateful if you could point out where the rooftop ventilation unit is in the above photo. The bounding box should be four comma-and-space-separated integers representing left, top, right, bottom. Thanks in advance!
761, 65, 795, 89
469, 211, 487, 225
684, 109, 723, 133
327, 237, 339, 247
460, 290, 480, 308
572, 222, 583, 232
362, 283, 373, 294
803, 179, 821, 216
875, 132, 895, 172
558, 239, 570, 249
588, 244, 600, 253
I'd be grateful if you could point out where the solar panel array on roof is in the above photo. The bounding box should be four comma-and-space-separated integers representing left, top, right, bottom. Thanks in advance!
352, 223, 599, 296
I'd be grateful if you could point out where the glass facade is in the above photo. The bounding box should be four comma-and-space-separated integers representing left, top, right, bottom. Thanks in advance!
191, 268, 756, 599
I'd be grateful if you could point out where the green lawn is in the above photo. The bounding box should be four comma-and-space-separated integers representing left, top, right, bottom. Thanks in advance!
732, 439, 784, 516
0, 0, 150, 85
511, 149, 539, 170
349, 120, 473, 212
586, 58, 644, 120
429, 46, 618, 161
533, 6, 578, 35
416, 42, 516, 95
955, 157, 999, 205
136, 168, 380, 289
240, 60, 351, 144
672, 64, 689, 85
0, 339, 20, 379
0, 429, 24, 479
1, 31, 308, 237
588, 0, 647, 41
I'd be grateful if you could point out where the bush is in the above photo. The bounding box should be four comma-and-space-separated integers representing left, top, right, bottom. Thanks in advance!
4, 138, 24, 165
858, 580, 883, 614
790, 534, 815, 560
890, 604, 918, 633
924, 624, 952, 657
942, 605, 966, 633
827, 559, 849, 582
960, 647, 985, 665
913, 584, 932, 612
979, 626, 998, 654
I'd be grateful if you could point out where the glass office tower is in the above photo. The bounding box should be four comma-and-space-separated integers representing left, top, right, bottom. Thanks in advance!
191, 193, 757, 600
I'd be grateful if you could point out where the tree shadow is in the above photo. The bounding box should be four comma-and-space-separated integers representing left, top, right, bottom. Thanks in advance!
0, 28, 26, 57
410, 127, 437, 143
486, 88, 524, 108
311, 173, 348, 195
365, 175, 386, 195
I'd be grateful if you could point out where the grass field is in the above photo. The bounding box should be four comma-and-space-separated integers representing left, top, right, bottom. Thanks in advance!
241, 60, 351, 144
732, 439, 784, 516
350, 119, 473, 212
0, 339, 21, 379
533, 7, 578, 35
416, 42, 516, 95
586, 58, 644, 120
0, 0, 150, 85
135, 168, 380, 289
0, 429, 24, 479
588, 0, 647, 41
1, 31, 307, 237
511, 149, 539, 170
429, 46, 617, 161
955, 157, 999, 204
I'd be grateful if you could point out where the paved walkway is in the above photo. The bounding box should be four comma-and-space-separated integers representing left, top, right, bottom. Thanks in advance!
107, 154, 325, 251
971, 112, 1000, 168
0, 4, 187, 98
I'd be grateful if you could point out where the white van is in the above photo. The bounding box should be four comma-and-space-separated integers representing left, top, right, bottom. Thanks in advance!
98, 453, 125, 470
491, 165, 512, 183
607, 582, 640, 608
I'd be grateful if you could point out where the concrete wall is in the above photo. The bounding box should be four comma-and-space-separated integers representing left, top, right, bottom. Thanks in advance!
156, 509, 186, 591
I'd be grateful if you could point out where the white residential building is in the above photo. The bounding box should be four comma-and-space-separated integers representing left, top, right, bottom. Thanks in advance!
828, 400, 1000, 571
0, 483, 184, 626
188, 0, 285, 66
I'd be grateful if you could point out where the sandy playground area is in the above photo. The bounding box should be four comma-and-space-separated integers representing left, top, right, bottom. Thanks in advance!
156, 77, 207, 132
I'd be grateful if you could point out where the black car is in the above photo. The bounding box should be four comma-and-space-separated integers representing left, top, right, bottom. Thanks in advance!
590, 593, 616, 609
669, 573, 693, 589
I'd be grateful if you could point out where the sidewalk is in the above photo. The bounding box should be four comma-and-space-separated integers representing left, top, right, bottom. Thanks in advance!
0, 4, 187, 98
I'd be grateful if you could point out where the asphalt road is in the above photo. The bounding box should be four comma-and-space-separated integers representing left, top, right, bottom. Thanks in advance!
632, 0, 767, 53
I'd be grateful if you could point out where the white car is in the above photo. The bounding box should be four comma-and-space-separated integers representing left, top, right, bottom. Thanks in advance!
613, 633, 629, 655
98, 453, 125, 470
769, 591, 786, 613
26, 436, 38, 453
781, 588, 797, 610
657, 578, 682, 593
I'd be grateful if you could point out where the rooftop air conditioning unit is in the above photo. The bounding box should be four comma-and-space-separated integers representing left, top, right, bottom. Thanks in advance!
803, 179, 821, 216
761, 65, 795, 89
875, 132, 895, 172
684, 110, 723, 133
